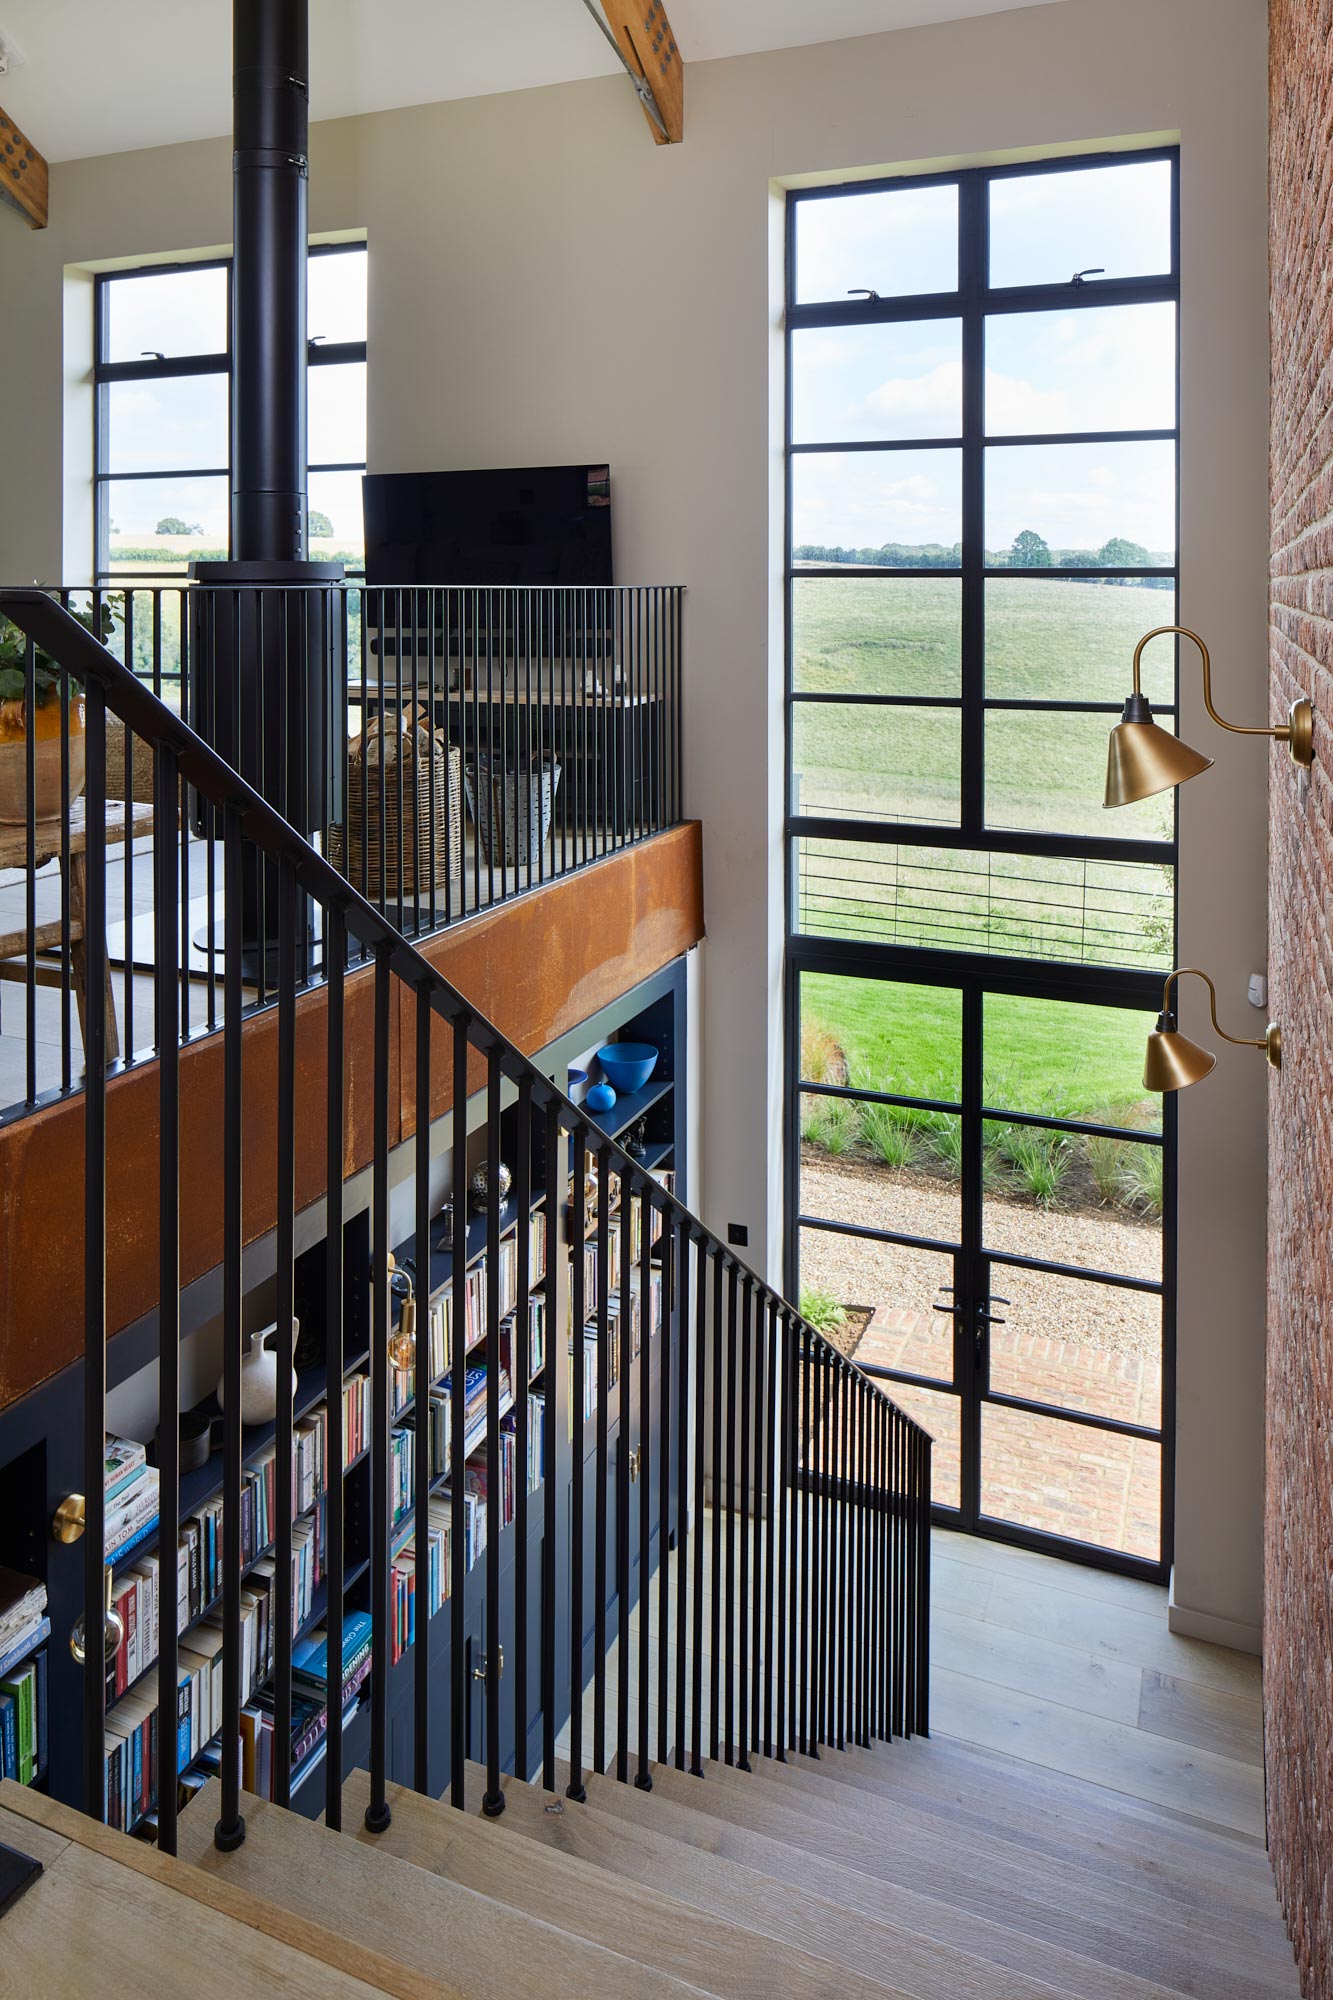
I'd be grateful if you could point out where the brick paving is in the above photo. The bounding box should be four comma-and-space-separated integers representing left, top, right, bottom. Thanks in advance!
857, 1305, 1162, 1562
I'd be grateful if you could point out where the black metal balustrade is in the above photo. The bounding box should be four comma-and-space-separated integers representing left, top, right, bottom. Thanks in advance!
0, 589, 929, 1853
0, 581, 683, 1124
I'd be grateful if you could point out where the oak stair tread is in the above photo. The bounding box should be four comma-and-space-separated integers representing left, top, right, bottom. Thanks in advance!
764, 1740, 1281, 1909
555, 1755, 1298, 2000
173, 1776, 713, 2000
342, 1764, 912, 2000
681, 1742, 1284, 1949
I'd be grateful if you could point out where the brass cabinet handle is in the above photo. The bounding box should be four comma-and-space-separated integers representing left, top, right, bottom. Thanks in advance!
629, 1445, 642, 1484
473, 1645, 504, 1681
52, 1492, 86, 1544
70, 1570, 125, 1665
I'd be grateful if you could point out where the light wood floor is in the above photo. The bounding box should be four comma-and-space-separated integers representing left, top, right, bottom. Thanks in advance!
927, 1527, 1266, 1841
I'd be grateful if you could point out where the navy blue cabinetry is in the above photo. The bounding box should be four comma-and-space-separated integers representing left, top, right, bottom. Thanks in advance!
0, 955, 687, 1828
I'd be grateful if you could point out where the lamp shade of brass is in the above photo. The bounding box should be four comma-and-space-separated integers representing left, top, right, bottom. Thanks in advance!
1143, 1021, 1218, 1093
1105, 696, 1214, 809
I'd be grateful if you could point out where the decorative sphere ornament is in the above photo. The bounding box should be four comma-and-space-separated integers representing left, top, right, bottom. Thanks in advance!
586, 1080, 617, 1113
470, 1159, 512, 1213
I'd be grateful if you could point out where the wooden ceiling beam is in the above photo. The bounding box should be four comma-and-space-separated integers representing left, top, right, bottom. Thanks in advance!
600, 0, 683, 145
0, 105, 47, 228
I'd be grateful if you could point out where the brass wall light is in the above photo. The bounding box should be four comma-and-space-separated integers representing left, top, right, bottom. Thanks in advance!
1105, 625, 1314, 809
1143, 967, 1282, 1093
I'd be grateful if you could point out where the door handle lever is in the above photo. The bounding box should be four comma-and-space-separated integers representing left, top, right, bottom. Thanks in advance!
931, 1299, 966, 1318
976, 1309, 1006, 1326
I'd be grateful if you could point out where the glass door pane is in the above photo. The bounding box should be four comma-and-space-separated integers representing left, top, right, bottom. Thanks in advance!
981, 1404, 1161, 1562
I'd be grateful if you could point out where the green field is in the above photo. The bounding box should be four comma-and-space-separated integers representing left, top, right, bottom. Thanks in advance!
792, 574, 1175, 843
793, 576, 1174, 1118
791, 575, 1175, 971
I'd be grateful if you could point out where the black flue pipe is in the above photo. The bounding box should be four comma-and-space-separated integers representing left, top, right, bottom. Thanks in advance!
231, 0, 310, 562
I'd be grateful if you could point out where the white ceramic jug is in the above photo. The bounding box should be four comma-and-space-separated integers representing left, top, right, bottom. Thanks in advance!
217, 1321, 299, 1425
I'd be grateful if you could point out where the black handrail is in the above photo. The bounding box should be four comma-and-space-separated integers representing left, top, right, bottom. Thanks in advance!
0, 585, 931, 1852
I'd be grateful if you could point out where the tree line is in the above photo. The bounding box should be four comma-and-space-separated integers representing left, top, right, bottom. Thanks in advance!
795, 528, 1172, 583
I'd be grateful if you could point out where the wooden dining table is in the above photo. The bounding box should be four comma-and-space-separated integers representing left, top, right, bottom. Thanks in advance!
0, 797, 155, 1061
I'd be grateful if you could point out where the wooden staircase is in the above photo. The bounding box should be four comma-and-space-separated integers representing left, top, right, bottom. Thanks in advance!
2, 1726, 1299, 1999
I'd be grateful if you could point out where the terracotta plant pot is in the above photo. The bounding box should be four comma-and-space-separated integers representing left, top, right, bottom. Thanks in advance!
0, 694, 86, 823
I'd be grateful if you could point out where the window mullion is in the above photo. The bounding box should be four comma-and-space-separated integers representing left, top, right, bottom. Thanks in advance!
959, 174, 987, 847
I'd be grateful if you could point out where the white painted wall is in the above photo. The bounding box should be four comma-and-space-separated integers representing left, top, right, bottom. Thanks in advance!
0, 0, 1270, 1640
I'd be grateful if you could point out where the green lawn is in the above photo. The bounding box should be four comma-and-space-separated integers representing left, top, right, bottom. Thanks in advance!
801, 972, 1160, 1126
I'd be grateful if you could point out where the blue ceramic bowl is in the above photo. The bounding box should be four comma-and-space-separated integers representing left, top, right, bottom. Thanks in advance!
597, 1041, 658, 1094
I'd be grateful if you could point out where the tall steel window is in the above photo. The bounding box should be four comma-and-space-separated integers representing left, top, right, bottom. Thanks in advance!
785, 151, 1180, 1578
93, 241, 367, 581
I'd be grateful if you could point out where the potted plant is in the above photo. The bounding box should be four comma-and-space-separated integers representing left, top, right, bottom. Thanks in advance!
0, 603, 117, 824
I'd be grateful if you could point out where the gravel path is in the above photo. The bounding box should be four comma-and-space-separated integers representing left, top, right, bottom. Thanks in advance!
800, 1147, 1161, 1360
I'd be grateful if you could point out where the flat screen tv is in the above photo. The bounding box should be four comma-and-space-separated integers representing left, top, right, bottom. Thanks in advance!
362, 464, 613, 589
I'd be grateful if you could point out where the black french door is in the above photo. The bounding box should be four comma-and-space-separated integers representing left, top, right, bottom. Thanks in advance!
786, 947, 1175, 1579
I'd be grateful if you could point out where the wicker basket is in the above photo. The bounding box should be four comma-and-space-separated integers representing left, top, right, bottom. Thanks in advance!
329, 708, 462, 898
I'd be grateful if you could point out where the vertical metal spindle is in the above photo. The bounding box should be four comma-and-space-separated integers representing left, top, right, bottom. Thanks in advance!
272, 861, 297, 1810
777, 1309, 793, 1761
567, 1124, 589, 1802
214, 804, 246, 1853
761, 1296, 777, 1761
736, 1276, 751, 1771
414, 982, 433, 1793
364, 945, 393, 1835
903, 1418, 913, 1738
656, 1208, 673, 1770
541, 1095, 563, 1790
154, 743, 181, 1852
912, 1440, 924, 1736
593, 1147, 611, 1773
615, 1163, 632, 1782
798, 1322, 812, 1757
82, 683, 108, 1819
324, 905, 346, 1830
673, 1222, 690, 1770
635, 1180, 652, 1790
513, 1075, 533, 1783
708, 1252, 722, 1765
816, 1345, 832, 1752
832, 1352, 840, 1744
690, 1239, 706, 1777
723, 1262, 738, 1765
23, 637, 36, 1107
892, 1408, 903, 1739
482, 1047, 505, 1817
450, 1011, 470, 1807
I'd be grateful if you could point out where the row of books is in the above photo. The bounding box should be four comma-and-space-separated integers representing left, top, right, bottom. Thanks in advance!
390, 1499, 451, 1664
102, 1390, 346, 1709
103, 1540, 296, 1832
0, 1566, 49, 1684
1, 1648, 46, 1787
389, 1402, 450, 1528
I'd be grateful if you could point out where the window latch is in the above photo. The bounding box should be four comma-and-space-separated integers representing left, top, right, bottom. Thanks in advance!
1070, 268, 1105, 287
846, 287, 881, 301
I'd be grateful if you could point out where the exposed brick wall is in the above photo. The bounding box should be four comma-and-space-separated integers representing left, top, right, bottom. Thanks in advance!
1268, 7, 1333, 1994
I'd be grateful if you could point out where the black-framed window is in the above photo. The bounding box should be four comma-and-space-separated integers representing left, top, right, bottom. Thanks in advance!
785, 149, 1180, 970
93, 241, 367, 581
784, 151, 1181, 1580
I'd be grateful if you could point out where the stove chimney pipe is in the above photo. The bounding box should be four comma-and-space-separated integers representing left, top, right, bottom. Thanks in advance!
231, 0, 309, 562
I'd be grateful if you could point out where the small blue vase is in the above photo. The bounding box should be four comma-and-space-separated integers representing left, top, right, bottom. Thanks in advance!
586, 1079, 617, 1113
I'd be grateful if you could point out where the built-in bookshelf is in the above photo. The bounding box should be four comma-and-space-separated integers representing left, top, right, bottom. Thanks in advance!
0, 955, 687, 1824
